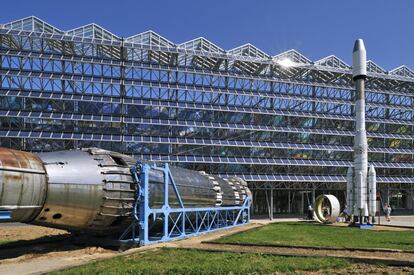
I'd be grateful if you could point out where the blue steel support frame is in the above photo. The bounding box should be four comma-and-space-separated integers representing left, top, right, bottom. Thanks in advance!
119, 162, 251, 246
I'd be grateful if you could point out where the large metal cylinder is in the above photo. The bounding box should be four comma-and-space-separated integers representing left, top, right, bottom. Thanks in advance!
0, 148, 47, 222
148, 168, 250, 208
34, 148, 137, 233
0, 147, 251, 235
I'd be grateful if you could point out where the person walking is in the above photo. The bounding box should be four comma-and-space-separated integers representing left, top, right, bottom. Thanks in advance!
384, 203, 392, 222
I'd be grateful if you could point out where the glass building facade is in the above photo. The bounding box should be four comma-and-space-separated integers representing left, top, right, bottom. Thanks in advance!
1, 17, 413, 216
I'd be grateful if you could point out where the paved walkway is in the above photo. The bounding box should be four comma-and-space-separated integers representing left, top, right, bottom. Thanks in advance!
377, 215, 414, 227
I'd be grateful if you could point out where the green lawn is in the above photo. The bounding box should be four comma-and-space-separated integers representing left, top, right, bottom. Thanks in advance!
50, 247, 350, 275
216, 222, 414, 251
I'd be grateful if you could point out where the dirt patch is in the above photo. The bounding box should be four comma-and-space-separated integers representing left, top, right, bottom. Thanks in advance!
317, 263, 414, 274
0, 246, 118, 275
371, 225, 414, 231
1, 246, 113, 264
0, 224, 67, 242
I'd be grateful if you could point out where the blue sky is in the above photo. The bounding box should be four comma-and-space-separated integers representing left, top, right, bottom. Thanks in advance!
1, 0, 412, 70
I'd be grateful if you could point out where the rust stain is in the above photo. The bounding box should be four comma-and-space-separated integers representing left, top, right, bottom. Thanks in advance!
0, 148, 18, 167
3, 174, 23, 181
0, 147, 44, 171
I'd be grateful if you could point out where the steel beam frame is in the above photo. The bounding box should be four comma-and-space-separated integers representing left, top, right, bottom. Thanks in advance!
119, 162, 250, 246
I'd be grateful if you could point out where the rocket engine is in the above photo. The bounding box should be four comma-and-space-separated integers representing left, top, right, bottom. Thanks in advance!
0, 147, 251, 235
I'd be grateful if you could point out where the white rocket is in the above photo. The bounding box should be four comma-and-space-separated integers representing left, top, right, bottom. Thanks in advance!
346, 39, 377, 224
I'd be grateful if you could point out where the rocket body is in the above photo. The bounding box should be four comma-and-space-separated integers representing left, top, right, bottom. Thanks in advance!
353, 78, 368, 216
348, 39, 376, 223
352, 39, 368, 217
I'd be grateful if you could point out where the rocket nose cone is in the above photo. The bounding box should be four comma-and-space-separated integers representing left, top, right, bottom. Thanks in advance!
353, 39, 366, 53
369, 164, 376, 174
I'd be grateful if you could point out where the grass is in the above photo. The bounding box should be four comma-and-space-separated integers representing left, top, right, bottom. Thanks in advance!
217, 222, 414, 251
0, 240, 11, 245
50, 247, 350, 275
